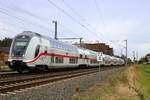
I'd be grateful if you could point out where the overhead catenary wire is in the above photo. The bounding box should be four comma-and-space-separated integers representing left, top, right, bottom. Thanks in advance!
47, 0, 101, 39
62, 0, 107, 42
59, 23, 80, 37
0, 2, 80, 37
0, 8, 54, 34
108, 40, 127, 57
15, 7, 80, 37
0, 1, 55, 35
94, 0, 105, 26
62, 0, 87, 22
62, 0, 100, 36
0, 27, 17, 39
0, 0, 101, 40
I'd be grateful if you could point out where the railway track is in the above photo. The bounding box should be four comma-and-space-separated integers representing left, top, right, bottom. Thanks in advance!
0, 71, 19, 77
0, 66, 122, 94
0, 66, 120, 79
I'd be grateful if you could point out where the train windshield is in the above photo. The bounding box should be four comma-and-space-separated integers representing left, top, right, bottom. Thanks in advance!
12, 35, 31, 57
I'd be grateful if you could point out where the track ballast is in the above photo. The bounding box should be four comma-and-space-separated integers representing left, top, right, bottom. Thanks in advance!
0, 66, 123, 94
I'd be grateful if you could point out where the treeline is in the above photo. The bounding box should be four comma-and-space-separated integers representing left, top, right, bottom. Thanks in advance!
0, 38, 12, 47
139, 57, 148, 64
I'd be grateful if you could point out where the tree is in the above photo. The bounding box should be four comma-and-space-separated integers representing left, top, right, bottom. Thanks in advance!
120, 54, 133, 64
139, 57, 148, 64
120, 54, 126, 60
0, 38, 12, 47
127, 58, 133, 64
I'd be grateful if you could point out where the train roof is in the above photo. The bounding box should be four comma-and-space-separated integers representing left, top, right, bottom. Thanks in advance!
17, 31, 125, 60
18, 31, 99, 55
17, 31, 42, 38
18, 31, 78, 52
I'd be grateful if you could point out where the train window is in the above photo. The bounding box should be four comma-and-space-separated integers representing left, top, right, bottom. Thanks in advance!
34, 45, 40, 58
12, 35, 31, 57
55, 57, 63, 63
90, 60, 97, 64
87, 60, 88, 63
57, 43, 59, 48
51, 41, 54, 48
80, 54, 82, 58
69, 58, 78, 64
57, 44, 59, 48
85, 55, 87, 59
75, 58, 78, 63
90, 60, 92, 64
69, 58, 74, 63
53, 42, 56, 48
51, 56, 54, 63
59, 57, 63, 63
55, 57, 59, 63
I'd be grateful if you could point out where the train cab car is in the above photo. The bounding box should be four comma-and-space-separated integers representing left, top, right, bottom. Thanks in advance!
120, 59, 125, 65
8, 31, 81, 73
102, 54, 111, 66
8, 31, 49, 72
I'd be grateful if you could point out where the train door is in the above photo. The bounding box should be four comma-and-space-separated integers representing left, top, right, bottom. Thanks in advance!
37, 38, 44, 65
38, 45, 44, 65
44, 46, 49, 65
34, 45, 40, 65
80, 54, 86, 65
79, 54, 83, 64
39, 46, 48, 65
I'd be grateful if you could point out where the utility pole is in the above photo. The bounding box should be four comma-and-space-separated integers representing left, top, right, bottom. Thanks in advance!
52, 21, 57, 40
133, 51, 136, 63
124, 40, 128, 66
109, 39, 128, 66
79, 38, 82, 47
136, 51, 138, 64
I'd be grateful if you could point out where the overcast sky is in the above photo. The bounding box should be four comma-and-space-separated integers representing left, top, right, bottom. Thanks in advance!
0, 0, 149, 59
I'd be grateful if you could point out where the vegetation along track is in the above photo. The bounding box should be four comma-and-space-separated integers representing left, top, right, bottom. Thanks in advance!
0, 66, 123, 94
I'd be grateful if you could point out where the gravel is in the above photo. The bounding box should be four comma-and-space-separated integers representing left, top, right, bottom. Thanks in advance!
0, 67, 124, 100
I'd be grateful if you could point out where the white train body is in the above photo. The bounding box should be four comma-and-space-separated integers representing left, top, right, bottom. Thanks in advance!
8, 31, 124, 73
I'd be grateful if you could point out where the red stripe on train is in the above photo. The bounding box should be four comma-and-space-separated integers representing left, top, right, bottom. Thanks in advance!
26, 53, 96, 63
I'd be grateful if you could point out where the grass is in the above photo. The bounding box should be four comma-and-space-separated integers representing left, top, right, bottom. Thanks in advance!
0, 65, 12, 72
138, 64, 150, 100
73, 64, 150, 100
73, 68, 133, 100
139, 64, 150, 86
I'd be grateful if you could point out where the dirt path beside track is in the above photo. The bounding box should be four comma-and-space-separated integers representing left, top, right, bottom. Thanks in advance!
73, 65, 150, 100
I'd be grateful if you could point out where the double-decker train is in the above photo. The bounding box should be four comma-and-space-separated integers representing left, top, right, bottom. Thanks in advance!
8, 31, 124, 73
